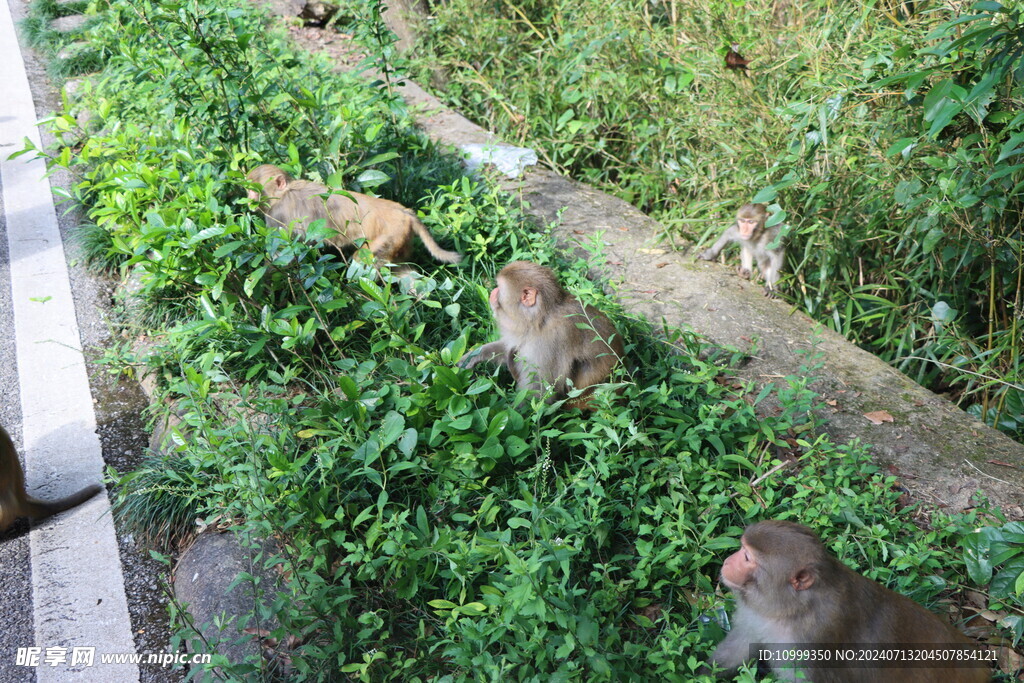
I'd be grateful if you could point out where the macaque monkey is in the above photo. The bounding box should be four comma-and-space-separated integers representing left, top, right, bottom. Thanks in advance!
708, 520, 990, 682
459, 261, 623, 409
0, 423, 102, 534
246, 164, 461, 268
698, 203, 785, 295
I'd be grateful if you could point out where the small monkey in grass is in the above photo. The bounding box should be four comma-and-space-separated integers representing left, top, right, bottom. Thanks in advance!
698, 203, 786, 296
459, 261, 624, 409
246, 164, 461, 268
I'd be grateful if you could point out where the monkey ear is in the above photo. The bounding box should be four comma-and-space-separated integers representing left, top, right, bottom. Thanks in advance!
790, 568, 815, 591
521, 286, 538, 307
275, 174, 287, 189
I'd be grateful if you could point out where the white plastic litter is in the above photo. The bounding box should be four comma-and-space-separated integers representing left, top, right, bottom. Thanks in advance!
460, 142, 539, 179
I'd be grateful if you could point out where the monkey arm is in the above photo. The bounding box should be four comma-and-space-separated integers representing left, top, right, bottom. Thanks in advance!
458, 341, 510, 370
698, 225, 738, 261
709, 630, 751, 673
738, 244, 754, 279
761, 245, 785, 292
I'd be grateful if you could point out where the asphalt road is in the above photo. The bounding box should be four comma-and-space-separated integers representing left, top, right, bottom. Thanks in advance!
0, 0, 182, 680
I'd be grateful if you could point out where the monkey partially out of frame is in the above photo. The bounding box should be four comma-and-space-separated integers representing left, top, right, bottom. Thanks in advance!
698, 203, 785, 296
0, 423, 102, 535
459, 261, 624, 410
246, 164, 461, 268
707, 520, 990, 682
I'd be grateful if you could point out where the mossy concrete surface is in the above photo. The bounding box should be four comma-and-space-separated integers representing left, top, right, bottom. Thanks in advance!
261, 1, 1024, 516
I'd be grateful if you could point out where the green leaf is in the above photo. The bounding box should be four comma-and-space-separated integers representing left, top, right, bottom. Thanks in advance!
397, 429, 418, 457
962, 530, 994, 586
458, 602, 487, 615
213, 240, 245, 258
931, 301, 957, 324
356, 169, 390, 188
380, 411, 405, 446
921, 228, 944, 254
885, 137, 918, 158
363, 151, 401, 165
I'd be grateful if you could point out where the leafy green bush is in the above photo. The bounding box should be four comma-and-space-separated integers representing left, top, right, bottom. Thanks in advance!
410, 0, 1024, 443
965, 520, 1024, 646
20, 0, 1010, 678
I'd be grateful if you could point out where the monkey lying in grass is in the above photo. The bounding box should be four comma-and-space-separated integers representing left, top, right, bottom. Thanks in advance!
246, 164, 461, 269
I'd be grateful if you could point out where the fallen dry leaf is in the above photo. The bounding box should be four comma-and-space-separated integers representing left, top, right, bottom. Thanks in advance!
863, 410, 895, 425
656, 262, 668, 268
997, 644, 1024, 673
825, 399, 838, 407
980, 609, 1009, 622
965, 591, 988, 609
640, 603, 663, 622
637, 248, 668, 255
987, 459, 1017, 468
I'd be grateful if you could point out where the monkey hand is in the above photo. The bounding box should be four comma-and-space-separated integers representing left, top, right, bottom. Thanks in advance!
697, 249, 716, 261
763, 285, 777, 299
457, 349, 484, 370
737, 267, 752, 279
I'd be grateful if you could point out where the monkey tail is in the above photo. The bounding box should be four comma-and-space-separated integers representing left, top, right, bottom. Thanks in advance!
22, 484, 102, 521
410, 217, 462, 264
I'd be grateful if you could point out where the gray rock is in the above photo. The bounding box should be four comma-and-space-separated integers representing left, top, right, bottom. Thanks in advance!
56, 40, 89, 61
173, 532, 284, 677
51, 14, 88, 33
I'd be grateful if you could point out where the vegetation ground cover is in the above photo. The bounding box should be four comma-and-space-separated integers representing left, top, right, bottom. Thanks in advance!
19, 0, 1024, 679
408, 0, 1024, 444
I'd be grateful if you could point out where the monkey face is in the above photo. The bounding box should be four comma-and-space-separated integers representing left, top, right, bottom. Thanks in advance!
721, 540, 757, 590
737, 218, 760, 240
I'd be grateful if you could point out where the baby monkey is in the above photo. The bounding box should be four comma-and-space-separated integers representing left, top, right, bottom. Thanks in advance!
0, 423, 102, 534
698, 203, 785, 295
246, 164, 461, 268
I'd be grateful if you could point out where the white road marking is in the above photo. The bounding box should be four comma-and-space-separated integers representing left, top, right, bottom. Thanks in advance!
0, 0, 139, 679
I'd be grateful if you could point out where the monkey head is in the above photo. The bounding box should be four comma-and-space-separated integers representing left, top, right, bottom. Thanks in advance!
489, 277, 538, 315
735, 203, 768, 240
490, 262, 567, 333
722, 521, 822, 601
246, 164, 293, 203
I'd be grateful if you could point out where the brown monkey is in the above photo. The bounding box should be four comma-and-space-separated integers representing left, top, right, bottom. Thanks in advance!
708, 520, 990, 682
459, 261, 623, 409
0, 423, 102, 534
246, 164, 461, 267
698, 203, 785, 295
